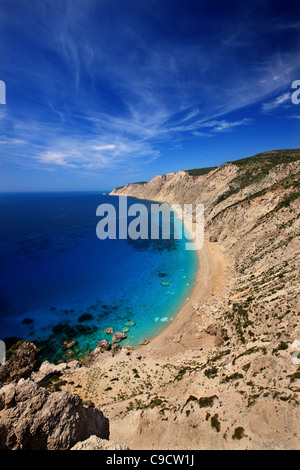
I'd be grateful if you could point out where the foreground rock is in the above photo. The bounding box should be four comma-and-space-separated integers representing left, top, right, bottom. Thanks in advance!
71, 436, 129, 450
97, 340, 111, 351
0, 341, 40, 386
31, 360, 80, 385
106, 150, 300, 449
0, 378, 109, 450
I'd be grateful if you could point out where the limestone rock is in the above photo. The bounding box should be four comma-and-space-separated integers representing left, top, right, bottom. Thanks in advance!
0, 341, 40, 386
31, 360, 67, 384
172, 334, 182, 343
71, 436, 129, 450
62, 339, 77, 351
0, 378, 109, 450
97, 340, 111, 351
139, 338, 150, 346
111, 344, 122, 353
112, 332, 127, 344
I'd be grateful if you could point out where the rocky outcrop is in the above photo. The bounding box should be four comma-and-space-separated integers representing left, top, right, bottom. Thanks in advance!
0, 341, 40, 386
0, 378, 109, 450
1, 149, 298, 451
97, 340, 111, 351
30, 359, 80, 385
105, 149, 300, 449
71, 435, 129, 450
112, 332, 127, 343
111, 150, 300, 353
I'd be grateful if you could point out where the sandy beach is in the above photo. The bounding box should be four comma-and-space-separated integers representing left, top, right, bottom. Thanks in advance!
140, 238, 230, 358
111, 194, 231, 358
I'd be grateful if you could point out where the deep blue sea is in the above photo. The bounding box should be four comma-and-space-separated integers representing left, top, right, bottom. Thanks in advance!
0, 192, 198, 362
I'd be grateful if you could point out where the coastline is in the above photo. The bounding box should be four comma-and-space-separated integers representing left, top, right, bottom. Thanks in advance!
111, 194, 230, 358
139, 238, 229, 358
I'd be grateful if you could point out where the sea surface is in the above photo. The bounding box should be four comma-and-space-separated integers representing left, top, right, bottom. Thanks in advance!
0, 192, 198, 362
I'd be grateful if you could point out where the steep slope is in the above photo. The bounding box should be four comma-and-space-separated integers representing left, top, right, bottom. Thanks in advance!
105, 149, 300, 448
44, 149, 300, 450
111, 149, 300, 346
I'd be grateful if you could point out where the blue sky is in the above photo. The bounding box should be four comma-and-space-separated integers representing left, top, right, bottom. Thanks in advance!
1, 0, 300, 191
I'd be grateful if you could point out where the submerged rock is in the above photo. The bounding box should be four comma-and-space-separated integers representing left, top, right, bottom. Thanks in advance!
112, 332, 127, 344
64, 350, 75, 359
105, 327, 113, 335
52, 323, 66, 334
78, 313, 93, 323
62, 339, 77, 351
0, 378, 109, 450
22, 317, 34, 325
125, 320, 135, 327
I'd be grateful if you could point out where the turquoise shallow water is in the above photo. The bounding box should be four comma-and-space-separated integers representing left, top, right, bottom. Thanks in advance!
0, 192, 198, 362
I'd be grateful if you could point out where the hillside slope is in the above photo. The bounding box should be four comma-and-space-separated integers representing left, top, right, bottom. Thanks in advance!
105, 150, 300, 448
35, 149, 300, 450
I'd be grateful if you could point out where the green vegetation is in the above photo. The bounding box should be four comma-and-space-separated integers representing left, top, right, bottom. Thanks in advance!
5, 340, 35, 360
204, 366, 218, 378
222, 372, 244, 383
115, 181, 147, 190
183, 395, 217, 409
211, 414, 221, 432
132, 368, 140, 378
229, 149, 300, 168
185, 166, 217, 176
232, 427, 246, 440
215, 149, 300, 206
40, 374, 67, 392
275, 192, 300, 211
272, 341, 289, 355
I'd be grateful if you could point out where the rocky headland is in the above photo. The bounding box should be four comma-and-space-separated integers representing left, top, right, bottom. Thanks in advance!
1, 149, 299, 450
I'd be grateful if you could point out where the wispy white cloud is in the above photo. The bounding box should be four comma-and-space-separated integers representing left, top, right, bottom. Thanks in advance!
1, 0, 300, 178
262, 92, 292, 112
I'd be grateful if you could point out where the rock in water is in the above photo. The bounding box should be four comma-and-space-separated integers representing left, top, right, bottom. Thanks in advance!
112, 332, 127, 344
125, 321, 135, 327
62, 339, 77, 351
97, 340, 111, 352
0, 378, 109, 450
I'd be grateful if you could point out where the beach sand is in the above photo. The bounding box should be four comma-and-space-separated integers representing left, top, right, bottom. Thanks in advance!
60, 238, 232, 449
139, 239, 230, 358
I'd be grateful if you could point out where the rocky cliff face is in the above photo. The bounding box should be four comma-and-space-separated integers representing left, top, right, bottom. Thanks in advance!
1, 150, 299, 450
105, 150, 300, 449
0, 378, 109, 450
111, 149, 300, 350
